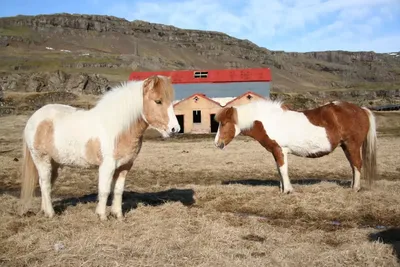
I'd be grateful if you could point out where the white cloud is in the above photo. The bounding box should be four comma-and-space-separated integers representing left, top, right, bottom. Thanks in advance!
106, 0, 400, 52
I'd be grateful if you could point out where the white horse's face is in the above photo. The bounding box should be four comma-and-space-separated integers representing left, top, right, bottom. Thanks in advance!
142, 75, 180, 137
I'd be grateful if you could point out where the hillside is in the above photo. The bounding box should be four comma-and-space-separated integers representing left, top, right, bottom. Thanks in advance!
0, 13, 399, 106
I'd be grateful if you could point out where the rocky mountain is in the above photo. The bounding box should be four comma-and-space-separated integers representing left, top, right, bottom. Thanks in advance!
0, 13, 399, 101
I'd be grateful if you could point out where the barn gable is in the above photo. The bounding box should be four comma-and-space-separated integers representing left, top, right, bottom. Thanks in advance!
174, 93, 222, 110
225, 91, 267, 107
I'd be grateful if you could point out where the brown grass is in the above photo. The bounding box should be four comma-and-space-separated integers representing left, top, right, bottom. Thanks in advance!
0, 113, 400, 266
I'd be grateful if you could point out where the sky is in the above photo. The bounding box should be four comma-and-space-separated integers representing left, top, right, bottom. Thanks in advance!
1, 0, 400, 53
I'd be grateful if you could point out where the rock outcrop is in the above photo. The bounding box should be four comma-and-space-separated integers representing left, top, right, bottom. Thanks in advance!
0, 70, 113, 95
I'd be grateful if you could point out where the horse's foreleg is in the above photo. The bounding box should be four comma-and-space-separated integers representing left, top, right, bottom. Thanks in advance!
110, 173, 126, 219
96, 159, 116, 220
275, 148, 293, 194
111, 163, 133, 220
255, 128, 294, 194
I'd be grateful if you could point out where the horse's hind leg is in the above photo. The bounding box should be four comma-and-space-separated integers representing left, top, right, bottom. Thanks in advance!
341, 142, 363, 192
34, 157, 56, 217
280, 148, 293, 193
50, 160, 60, 187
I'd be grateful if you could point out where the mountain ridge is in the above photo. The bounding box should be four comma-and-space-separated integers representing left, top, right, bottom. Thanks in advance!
0, 13, 399, 95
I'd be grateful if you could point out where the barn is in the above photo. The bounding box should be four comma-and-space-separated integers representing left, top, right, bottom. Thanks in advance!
173, 93, 222, 134
129, 68, 272, 134
129, 68, 271, 100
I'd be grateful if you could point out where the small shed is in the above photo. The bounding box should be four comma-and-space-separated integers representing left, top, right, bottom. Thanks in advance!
173, 93, 222, 134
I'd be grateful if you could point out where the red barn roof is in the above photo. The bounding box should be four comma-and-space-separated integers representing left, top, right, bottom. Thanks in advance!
129, 68, 271, 84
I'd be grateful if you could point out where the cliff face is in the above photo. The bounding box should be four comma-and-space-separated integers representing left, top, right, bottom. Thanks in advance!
0, 13, 399, 97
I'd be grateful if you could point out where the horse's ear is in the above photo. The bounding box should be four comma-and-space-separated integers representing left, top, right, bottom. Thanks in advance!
281, 103, 292, 111
226, 107, 234, 117
215, 108, 225, 122
226, 107, 238, 123
215, 107, 236, 122
143, 75, 161, 91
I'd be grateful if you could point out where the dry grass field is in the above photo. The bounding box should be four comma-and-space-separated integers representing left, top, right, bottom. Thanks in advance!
1, 112, 400, 266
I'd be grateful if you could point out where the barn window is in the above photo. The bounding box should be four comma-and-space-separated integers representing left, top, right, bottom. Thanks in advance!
193, 110, 202, 123
194, 71, 208, 78
246, 94, 253, 100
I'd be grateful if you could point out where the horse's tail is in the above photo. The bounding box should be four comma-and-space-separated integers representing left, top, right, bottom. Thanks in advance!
361, 107, 378, 188
20, 137, 39, 214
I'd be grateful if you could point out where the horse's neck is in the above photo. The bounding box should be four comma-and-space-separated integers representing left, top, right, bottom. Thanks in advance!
113, 117, 149, 160
237, 103, 282, 130
118, 117, 149, 141
89, 85, 144, 141
237, 102, 300, 133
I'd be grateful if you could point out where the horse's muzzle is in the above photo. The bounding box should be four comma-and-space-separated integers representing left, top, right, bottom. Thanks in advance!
170, 125, 180, 134
215, 141, 225, 149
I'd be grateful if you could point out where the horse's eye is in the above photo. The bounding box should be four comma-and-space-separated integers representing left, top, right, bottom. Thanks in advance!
155, 100, 162, 105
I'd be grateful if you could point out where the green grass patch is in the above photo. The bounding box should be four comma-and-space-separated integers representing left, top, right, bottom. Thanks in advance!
344, 82, 400, 91
389, 67, 400, 75
0, 54, 124, 72
301, 83, 400, 93
0, 26, 33, 37
67, 67, 132, 81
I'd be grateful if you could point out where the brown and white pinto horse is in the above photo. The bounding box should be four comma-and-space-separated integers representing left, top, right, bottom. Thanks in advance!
20, 75, 180, 220
214, 99, 377, 193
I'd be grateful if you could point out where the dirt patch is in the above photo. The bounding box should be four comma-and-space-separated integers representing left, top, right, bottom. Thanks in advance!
0, 91, 102, 115
375, 111, 400, 136
1, 185, 399, 266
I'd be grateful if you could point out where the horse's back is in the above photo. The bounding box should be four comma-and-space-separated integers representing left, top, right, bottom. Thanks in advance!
304, 101, 370, 144
28, 103, 78, 121
24, 103, 97, 166
25, 103, 75, 130
323, 101, 369, 129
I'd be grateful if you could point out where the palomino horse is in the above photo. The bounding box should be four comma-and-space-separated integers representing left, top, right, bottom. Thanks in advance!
20, 75, 180, 220
214, 99, 377, 193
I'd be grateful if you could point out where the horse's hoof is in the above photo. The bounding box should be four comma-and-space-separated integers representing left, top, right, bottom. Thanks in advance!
111, 211, 123, 220
98, 214, 108, 221
352, 187, 361, 192
41, 209, 55, 218
96, 211, 108, 221
45, 212, 55, 218
282, 188, 294, 194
